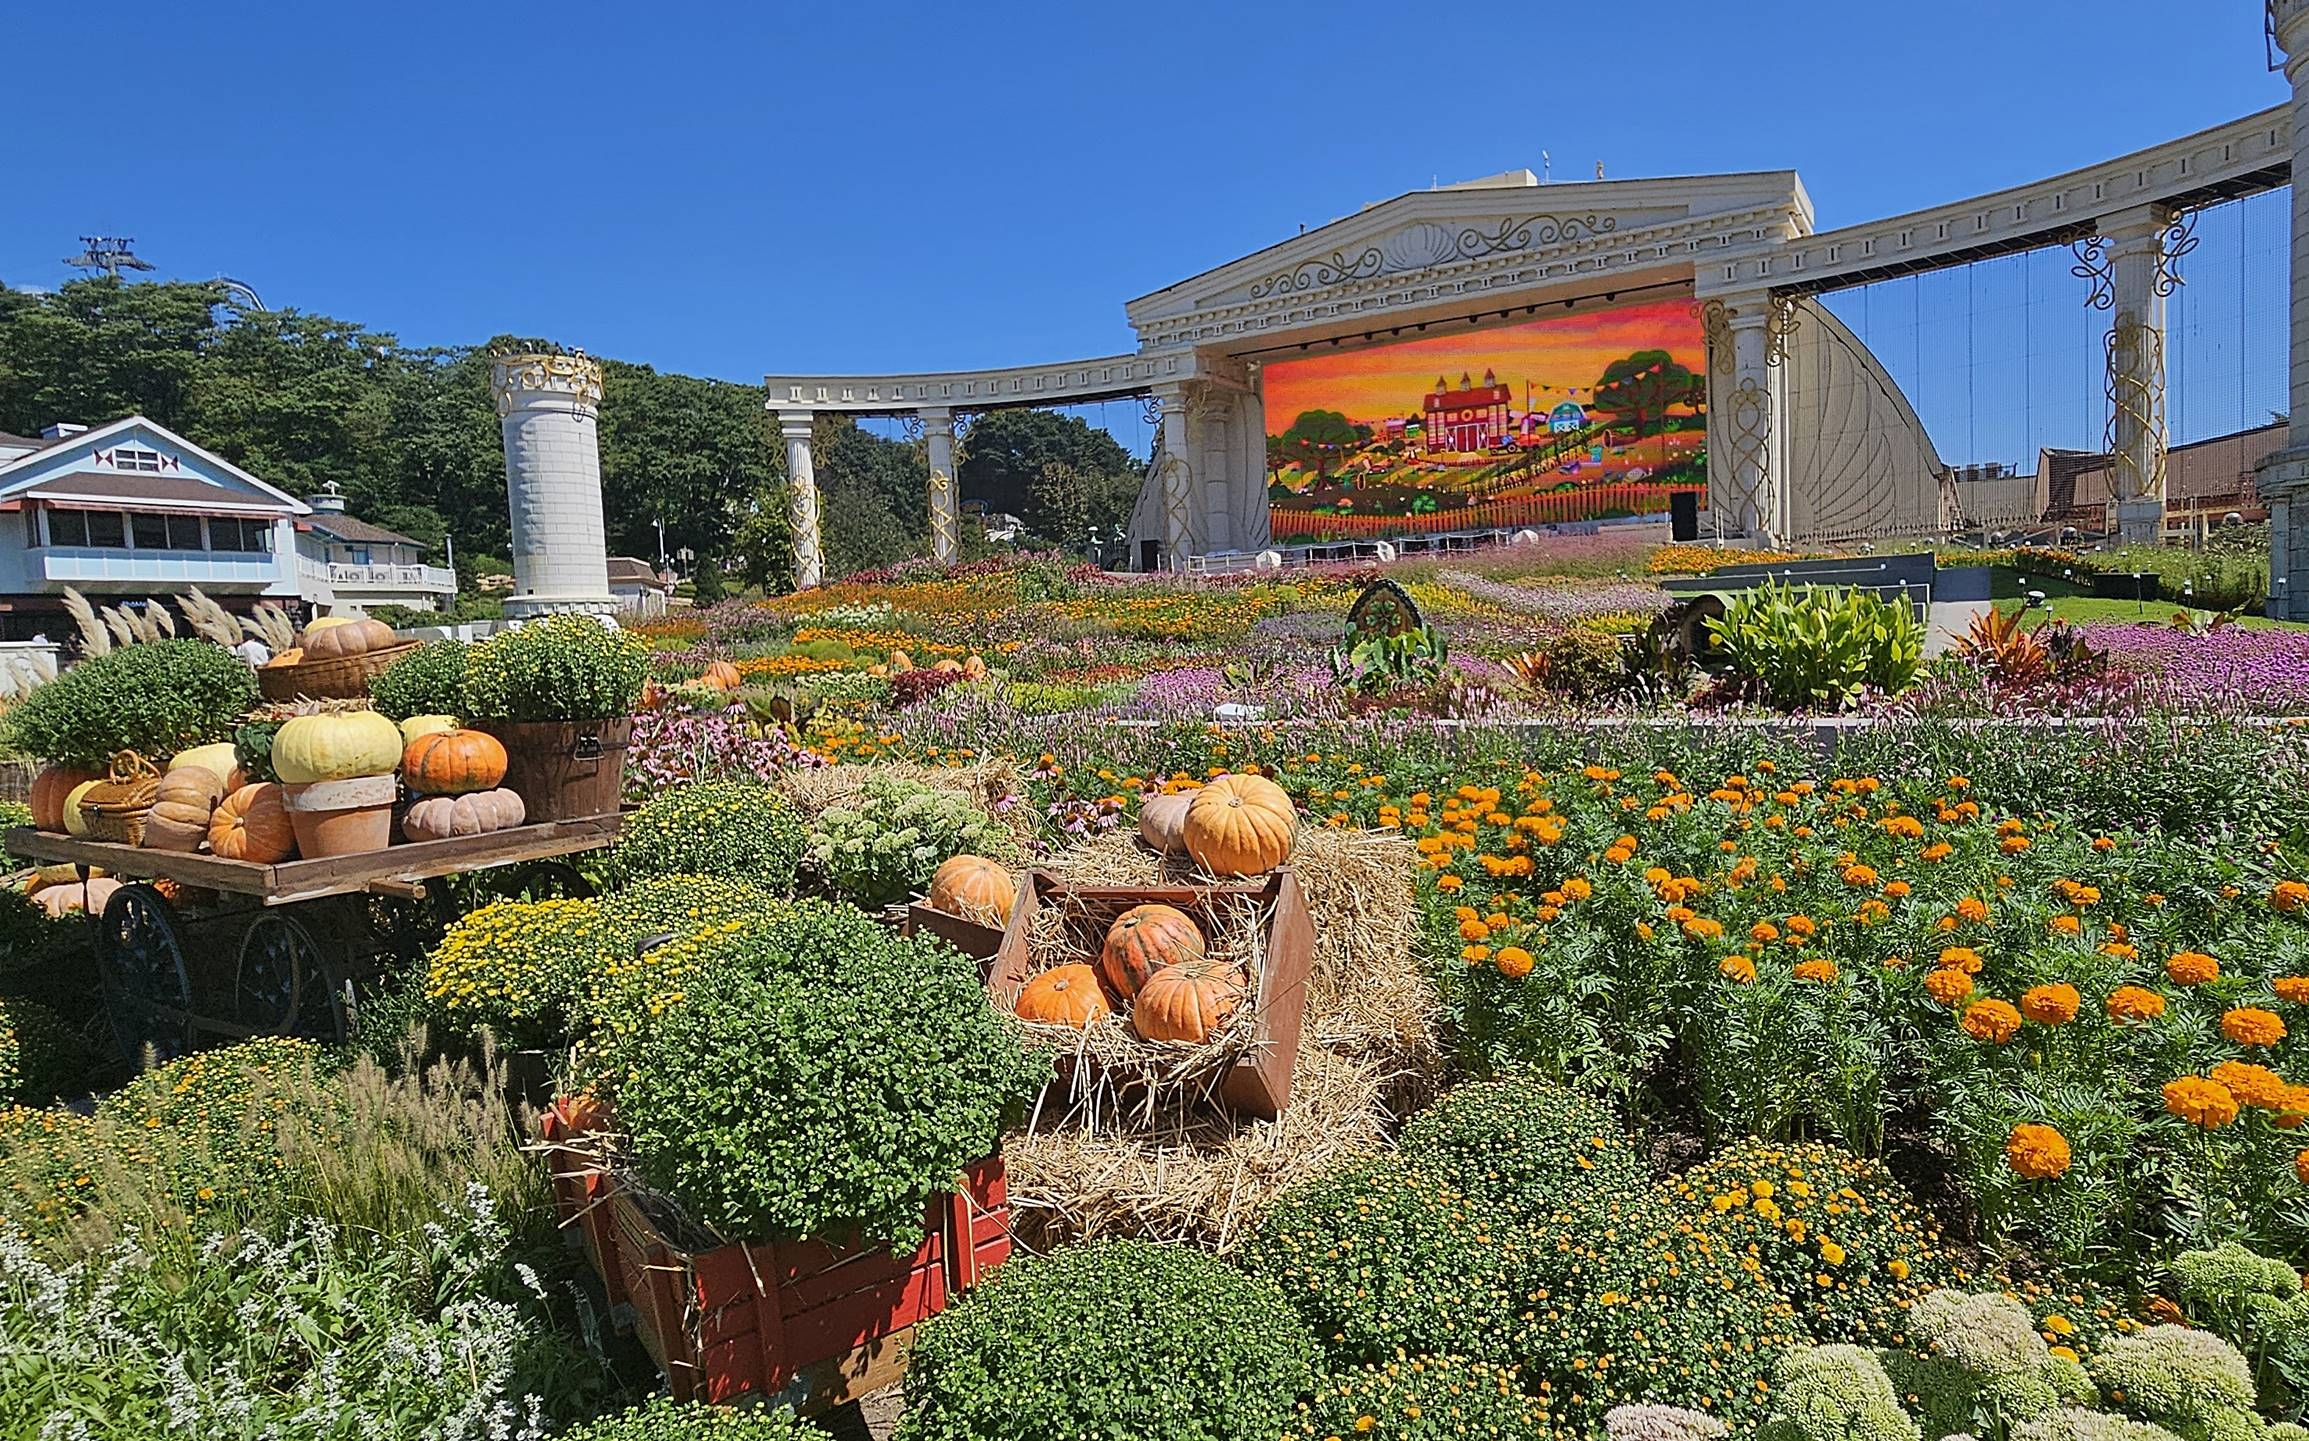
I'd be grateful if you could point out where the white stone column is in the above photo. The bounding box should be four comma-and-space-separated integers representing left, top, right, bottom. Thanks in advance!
2102, 205, 2172, 544
489, 352, 616, 617
921, 407, 960, 565
1711, 294, 1787, 544
1152, 383, 1195, 571
778, 410, 822, 590
2265, 0, 2309, 617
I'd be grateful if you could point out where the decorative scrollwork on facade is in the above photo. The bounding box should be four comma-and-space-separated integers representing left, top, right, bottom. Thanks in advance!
2105, 321, 2168, 504
928, 468, 958, 562
1727, 376, 1773, 533
1140, 394, 1163, 429
488, 352, 605, 418
1245, 213, 1619, 299
898, 414, 923, 445
1699, 299, 1734, 377
2070, 234, 2116, 312
1764, 295, 1803, 368
2154, 207, 2200, 297
1154, 451, 1195, 566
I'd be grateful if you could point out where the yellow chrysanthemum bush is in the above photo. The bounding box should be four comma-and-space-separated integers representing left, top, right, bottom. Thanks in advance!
422, 897, 610, 1050
613, 779, 808, 892
1291, 1352, 1559, 1441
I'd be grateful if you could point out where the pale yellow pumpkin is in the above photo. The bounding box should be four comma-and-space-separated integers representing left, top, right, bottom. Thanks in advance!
168, 742, 244, 791
403, 788, 525, 841
272, 711, 404, 784
37, 877, 121, 919
399, 714, 458, 744
61, 780, 104, 838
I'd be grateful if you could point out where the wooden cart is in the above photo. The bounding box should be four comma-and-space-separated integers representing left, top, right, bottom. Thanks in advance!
5, 815, 622, 1062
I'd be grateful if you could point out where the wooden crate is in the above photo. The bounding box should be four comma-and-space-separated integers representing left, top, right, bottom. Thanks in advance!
539, 1116, 1008, 1416
988, 868, 1314, 1119
902, 902, 1007, 980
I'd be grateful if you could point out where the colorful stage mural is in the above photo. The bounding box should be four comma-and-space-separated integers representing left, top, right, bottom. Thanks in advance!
1261, 297, 1707, 540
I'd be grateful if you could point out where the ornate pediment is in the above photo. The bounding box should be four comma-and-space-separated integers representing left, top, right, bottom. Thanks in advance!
1244, 213, 1622, 300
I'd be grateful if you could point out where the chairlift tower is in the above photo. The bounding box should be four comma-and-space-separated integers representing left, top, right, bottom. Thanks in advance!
62, 236, 154, 279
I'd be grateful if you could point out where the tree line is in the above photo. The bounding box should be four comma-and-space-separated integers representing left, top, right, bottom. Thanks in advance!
0, 279, 1148, 592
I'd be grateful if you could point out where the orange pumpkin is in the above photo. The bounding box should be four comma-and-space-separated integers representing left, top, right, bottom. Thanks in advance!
37, 876, 122, 919
1014, 963, 1112, 1029
1099, 903, 1205, 1002
1129, 957, 1245, 1044
403, 728, 510, 795
28, 765, 102, 832
550, 1091, 610, 1136
699, 660, 743, 691
931, 658, 964, 675
1137, 792, 1194, 857
927, 855, 1015, 926
1182, 772, 1298, 877
266, 647, 305, 668
962, 654, 988, 680
144, 766, 226, 853
210, 783, 296, 863
298, 617, 399, 662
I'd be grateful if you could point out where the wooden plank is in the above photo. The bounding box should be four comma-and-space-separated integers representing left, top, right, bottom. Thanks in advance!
4, 828, 281, 895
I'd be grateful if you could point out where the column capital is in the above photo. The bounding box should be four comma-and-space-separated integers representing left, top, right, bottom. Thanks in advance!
776, 409, 815, 441
1150, 380, 1193, 413
917, 405, 954, 429
2097, 203, 2175, 249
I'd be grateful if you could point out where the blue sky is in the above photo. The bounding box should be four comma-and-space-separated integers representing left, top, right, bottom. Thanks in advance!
0, 0, 2287, 435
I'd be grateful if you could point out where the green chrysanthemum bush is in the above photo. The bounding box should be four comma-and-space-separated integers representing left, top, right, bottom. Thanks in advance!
462, 614, 649, 723
561, 1394, 817, 1441
421, 897, 609, 1049
898, 1239, 1319, 1441
1294, 1353, 1558, 1441
1528, 1192, 1809, 1435
615, 781, 807, 892
1885, 1290, 2097, 1441
0, 997, 82, 1104
1756, 1345, 1920, 1441
1666, 1140, 1950, 1347
600, 900, 1048, 1249
366, 638, 469, 720
807, 774, 1018, 909
2, 639, 257, 768
1239, 1159, 1550, 1369
1397, 1078, 1650, 1223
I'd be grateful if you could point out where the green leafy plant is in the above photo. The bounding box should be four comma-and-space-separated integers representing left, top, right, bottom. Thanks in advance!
596, 900, 1048, 1249
563, 1395, 818, 1441
615, 781, 807, 892
1294, 1354, 1556, 1440
367, 638, 471, 720
806, 775, 1018, 909
1331, 621, 1451, 697
2, 639, 257, 768
1758, 1345, 1922, 1441
1885, 1290, 2098, 1441
1705, 580, 1925, 710
1541, 625, 1634, 702
421, 897, 609, 1049
462, 615, 649, 723
899, 1239, 1319, 1441
2089, 1327, 2264, 1441
2168, 1243, 2309, 1421
1396, 1078, 1648, 1224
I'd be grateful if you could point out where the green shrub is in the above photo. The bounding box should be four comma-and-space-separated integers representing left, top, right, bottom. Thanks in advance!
2088, 1327, 2262, 1441
1294, 1354, 1556, 1440
1664, 1140, 1948, 1347
1239, 1159, 1548, 1369
0, 800, 32, 868
1396, 1078, 1648, 1223
1758, 1346, 1920, 1441
463, 615, 649, 723
1706, 580, 1924, 710
792, 637, 856, 663
422, 897, 609, 1048
2, 640, 257, 768
1889, 1290, 2097, 1440
899, 1239, 1319, 1441
806, 775, 1018, 909
1544, 625, 1631, 702
597, 873, 781, 944
562, 1394, 818, 1441
600, 901, 1048, 1249
0, 996, 83, 1104
615, 781, 806, 892
367, 638, 470, 720
2168, 1243, 2309, 1420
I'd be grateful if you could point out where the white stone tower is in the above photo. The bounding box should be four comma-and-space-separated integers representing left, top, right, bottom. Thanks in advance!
490, 351, 616, 617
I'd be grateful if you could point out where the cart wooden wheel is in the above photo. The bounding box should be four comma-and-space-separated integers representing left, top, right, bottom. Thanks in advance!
233, 911, 344, 1042
91, 882, 196, 1063
368, 888, 457, 968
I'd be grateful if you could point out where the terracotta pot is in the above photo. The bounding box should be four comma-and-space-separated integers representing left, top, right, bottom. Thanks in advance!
471, 717, 630, 823
280, 774, 397, 858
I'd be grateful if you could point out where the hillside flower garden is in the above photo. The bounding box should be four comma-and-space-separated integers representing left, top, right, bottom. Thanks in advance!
5, 551, 2309, 1438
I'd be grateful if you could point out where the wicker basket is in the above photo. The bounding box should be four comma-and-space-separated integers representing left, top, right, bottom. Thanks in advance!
81, 751, 163, 846
257, 640, 421, 702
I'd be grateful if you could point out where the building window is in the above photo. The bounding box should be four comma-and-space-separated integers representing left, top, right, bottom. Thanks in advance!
211, 517, 272, 552
131, 513, 206, 551
110, 446, 167, 473
347, 546, 371, 566
46, 510, 128, 548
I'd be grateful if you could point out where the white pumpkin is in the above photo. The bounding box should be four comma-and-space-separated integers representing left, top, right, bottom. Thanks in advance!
399, 714, 458, 744
168, 742, 244, 790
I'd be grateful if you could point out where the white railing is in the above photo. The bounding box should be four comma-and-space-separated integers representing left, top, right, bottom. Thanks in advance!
38, 549, 285, 586
294, 555, 456, 593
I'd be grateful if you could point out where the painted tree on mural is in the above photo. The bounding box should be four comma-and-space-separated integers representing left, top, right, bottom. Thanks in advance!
1588, 350, 1701, 446
1274, 409, 1367, 479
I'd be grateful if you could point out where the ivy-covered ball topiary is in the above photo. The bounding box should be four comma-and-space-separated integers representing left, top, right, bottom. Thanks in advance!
807, 775, 1018, 909
559, 1394, 817, 1441
422, 897, 608, 1049
1294, 1353, 1557, 1440
601, 900, 1048, 1249
1666, 1139, 1949, 1347
367, 639, 470, 721
3, 640, 257, 769
615, 781, 806, 893
1397, 1078, 1649, 1223
1239, 1159, 1549, 1370
898, 1239, 1318, 1441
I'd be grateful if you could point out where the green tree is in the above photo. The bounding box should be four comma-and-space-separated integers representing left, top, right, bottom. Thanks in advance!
812, 416, 927, 579
1590, 350, 1699, 447
597, 359, 776, 583
956, 408, 1137, 518
1023, 460, 1090, 547
1276, 409, 1361, 478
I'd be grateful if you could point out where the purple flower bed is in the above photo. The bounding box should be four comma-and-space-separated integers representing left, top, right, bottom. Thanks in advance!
2083, 623, 2309, 714
625, 701, 822, 801
1436, 568, 1675, 626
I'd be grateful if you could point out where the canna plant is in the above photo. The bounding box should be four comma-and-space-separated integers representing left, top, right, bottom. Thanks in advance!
1706, 580, 1925, 710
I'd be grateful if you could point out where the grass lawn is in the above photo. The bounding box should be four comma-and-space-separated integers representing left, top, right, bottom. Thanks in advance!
1991, 593, 2306, 629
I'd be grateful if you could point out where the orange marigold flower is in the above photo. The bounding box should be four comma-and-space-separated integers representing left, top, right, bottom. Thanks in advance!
1459, 919, 1491, 942
1786, 915, 1817, 938
2005, 1123, 2072, 1180
2274, 880, 2309, 912
2209, 1061, 2288, 1110
2273, 976, 2309, 1006
1922, 842, 1953, 862
2106, 986, 2168, 1024
2164, 1075, 2240, 1129
1857, 899, 1891, 924
1750, 921, 1781, 944
1462, 945, 1491, 964
2297, 1149, 2309, 1187
1938, 946, 1985, 976
1925, 968, 1975, 1006
1999, 836, 2032, 855
1719, 954, 1758, 984
1956, 897, 1990, 924
1963, 999, 2023, 1044
2049, 915, 2082, 937
1841, 864, 1879, 888
2091, 835, 2116, 852
2167, 952, 2221, 986
2222, 1007, 2287, 1048
2021, 984, 2081, 1026
1561, 877, 1593, 901
1495, 946, 1535, 979
1883, 880, 1912, 900
1793, 959, 1840, 984
1682, 917, 1725, 942
1436, 875, 1462, 892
